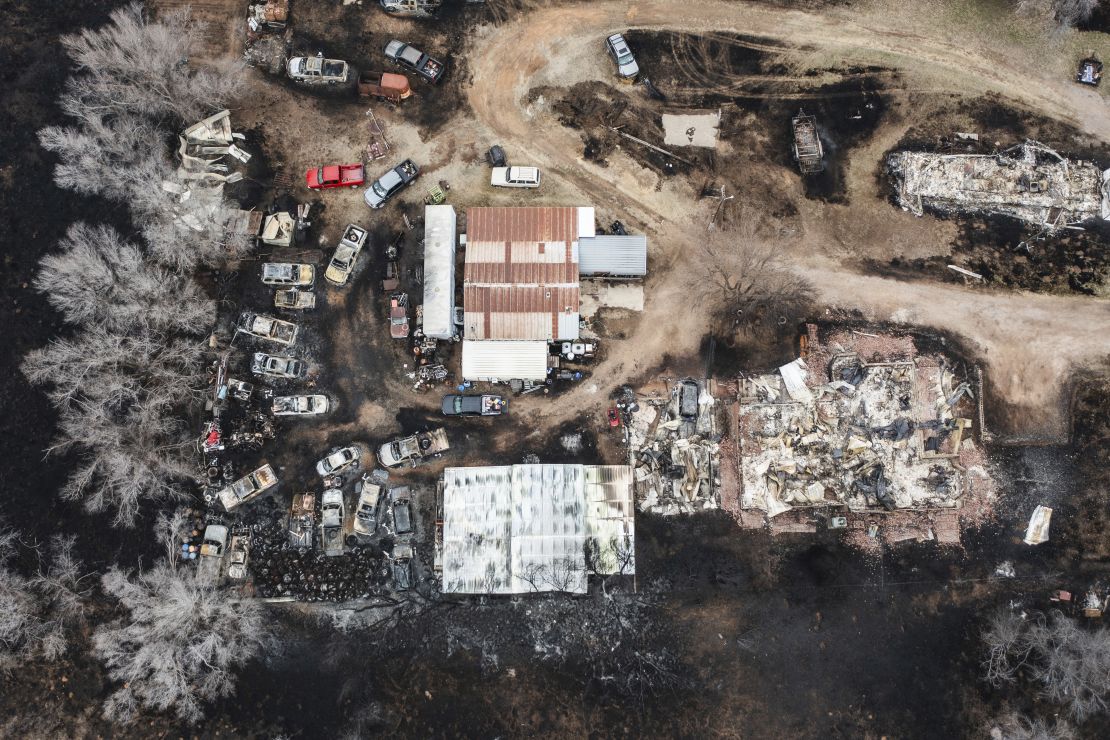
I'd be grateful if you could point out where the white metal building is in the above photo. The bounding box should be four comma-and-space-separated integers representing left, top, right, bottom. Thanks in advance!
440, 463, 635, 594
577, 234, 648, 278
422, 205, 456, 339
460, 340, 548, 382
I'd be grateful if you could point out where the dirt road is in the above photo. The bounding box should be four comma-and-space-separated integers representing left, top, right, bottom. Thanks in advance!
466, 0, 1110, 440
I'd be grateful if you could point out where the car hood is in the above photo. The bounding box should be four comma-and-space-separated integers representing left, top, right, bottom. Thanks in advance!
363, 187, 386, 208
618, 59, 639, 77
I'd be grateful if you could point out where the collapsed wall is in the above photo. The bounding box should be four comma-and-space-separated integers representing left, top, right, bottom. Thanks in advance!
888, 140, 1110, 230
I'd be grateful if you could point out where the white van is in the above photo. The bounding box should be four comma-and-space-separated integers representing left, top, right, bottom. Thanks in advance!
490, 166, 541, 188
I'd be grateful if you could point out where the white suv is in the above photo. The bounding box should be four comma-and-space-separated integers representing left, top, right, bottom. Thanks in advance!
490, 166, 541, 188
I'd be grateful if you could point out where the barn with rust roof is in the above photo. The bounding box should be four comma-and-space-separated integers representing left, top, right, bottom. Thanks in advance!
459, 206, 596, 382
462, 206, 594, 342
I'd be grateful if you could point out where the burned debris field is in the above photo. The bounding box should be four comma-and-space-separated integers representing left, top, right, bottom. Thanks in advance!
2, 0, 1110, 738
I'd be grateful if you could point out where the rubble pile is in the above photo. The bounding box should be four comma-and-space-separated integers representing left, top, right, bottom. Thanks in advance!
632, 380, 722, 515
888, 140, 1110, 231
735, 328, 994, 544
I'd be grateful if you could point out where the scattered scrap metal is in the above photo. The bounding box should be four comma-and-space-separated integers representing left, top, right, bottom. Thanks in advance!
629, 379, 722, 515
888, 139, 1110, 232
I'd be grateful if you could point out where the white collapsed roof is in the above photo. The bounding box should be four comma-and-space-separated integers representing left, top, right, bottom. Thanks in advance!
461, 339, 548, 382
441, 464, 635, 594
422, 205, 456, 339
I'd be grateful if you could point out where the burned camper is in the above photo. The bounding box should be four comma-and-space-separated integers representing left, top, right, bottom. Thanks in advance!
887, 140, 1110, 231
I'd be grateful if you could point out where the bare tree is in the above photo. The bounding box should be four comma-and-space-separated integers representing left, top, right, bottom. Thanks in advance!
93, 562, 274, 724
58, 3, 244, 126
982, 608, 1033, 687
982, 608, 1110, 722
35, 223, 214, 334
38, 113, 170, 203
993, 710, 1075, 740
23, 327, 207, 411
687, 229, 815, 336
51, 399, 196, 527
1028, 613, 1110, 722
0, 528, 91, 670
1016, 0, 1101, 29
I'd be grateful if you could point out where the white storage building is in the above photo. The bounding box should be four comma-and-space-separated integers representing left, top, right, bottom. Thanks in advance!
440, 463, 635, 594
422, 205, 456, 340
461, 340, 548, 382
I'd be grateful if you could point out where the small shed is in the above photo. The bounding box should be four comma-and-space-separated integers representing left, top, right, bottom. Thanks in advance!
423, 205, 457, 339
461, 340, 548, 382
577, 235, 648, 278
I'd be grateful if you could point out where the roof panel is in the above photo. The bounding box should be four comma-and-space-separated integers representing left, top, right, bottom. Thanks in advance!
578, 235, 648, 277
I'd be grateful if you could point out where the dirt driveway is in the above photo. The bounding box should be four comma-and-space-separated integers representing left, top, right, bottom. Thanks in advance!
464, 0, 1110, 441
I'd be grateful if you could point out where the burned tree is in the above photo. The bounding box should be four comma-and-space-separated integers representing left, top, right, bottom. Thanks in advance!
93, 561, 274, 724
688, 228, 815, 336
0, 527, 91, 670
37, 3, 250, 272
981, 608, 1110, 723
35, 223, 214, 334
55, 3, 244, 125
23, 328, 207, 526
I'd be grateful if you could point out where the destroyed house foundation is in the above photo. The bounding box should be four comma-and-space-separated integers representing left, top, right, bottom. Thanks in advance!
732, 328, 993, 543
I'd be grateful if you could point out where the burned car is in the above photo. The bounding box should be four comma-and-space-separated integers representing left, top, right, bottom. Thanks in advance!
287, 55, 350, 85
391, 486, 414, 536
325, 223, 369, 286
217, 464, 278, 511
261, 262, 314, 287
287, 493, 316, 549
320, 489, 345, 557
251, 352, 305, 379
272, 394, 329, 416
273, 288, 316, 310
316, 446, 361, 477
238, 312, 298, 346
353, 481, 383, 537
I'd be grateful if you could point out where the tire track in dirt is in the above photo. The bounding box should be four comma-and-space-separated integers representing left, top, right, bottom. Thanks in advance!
465, 0, 1110, 440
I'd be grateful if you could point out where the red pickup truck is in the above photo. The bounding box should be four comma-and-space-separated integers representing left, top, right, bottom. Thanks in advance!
306, 163, 366, 189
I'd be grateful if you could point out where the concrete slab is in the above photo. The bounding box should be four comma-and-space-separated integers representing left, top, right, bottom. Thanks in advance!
662, 110, 721, 148
579, 280, 644, 317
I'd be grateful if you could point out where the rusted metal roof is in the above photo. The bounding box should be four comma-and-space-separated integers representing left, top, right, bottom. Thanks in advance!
466, 206, 580, 244
463, 285, 579, 340
463, 207, 583, 340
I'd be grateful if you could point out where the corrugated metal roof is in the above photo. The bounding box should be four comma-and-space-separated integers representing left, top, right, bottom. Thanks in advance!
463, 285, 578, 340
461, 340, 549, 381
466, 206, 580, 244
440, 463, 635, 594
463, 207, 584, 340
578, 235, 648, 277
422, 205, 456, 339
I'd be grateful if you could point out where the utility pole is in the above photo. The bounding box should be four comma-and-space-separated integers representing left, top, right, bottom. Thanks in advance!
707, 185, 734, 231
